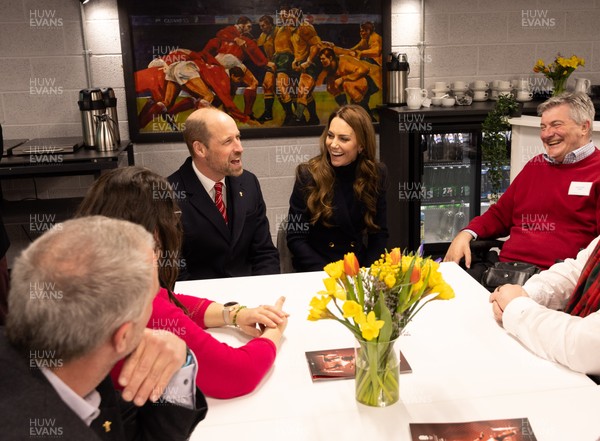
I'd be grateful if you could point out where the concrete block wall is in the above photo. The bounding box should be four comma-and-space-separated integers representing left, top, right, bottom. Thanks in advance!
394, 0, 600, 91
2, 0, 600, 260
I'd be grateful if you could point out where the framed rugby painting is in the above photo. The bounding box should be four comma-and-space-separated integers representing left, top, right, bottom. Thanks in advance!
117, 0, 390, 141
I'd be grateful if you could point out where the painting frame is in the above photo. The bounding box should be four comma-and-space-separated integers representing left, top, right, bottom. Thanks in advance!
117, 0, 390, 142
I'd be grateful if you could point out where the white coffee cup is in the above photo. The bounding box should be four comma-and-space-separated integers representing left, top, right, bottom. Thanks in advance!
473, 90, 488, 100
472, 80, 489, 90
405, 87, 428, 110
490, 80, 500, 90
517, 78, 530, 90
441, 97, 455, 107
431, 97, 443, 106
498, 80, 511, 89
434, 81, 450, 90
516, 90, 533, 101
452, 81, 467, 90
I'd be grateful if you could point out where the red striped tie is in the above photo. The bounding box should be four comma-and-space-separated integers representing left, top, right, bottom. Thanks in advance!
214, 182, 228, 224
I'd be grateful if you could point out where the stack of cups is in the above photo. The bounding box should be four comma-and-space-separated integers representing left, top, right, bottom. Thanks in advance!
489, 80, 513, 101
471, 80, 489, 102
513, 78, 533, 102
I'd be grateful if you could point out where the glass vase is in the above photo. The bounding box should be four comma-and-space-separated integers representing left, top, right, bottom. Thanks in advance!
552, 77, 568, 96
354, 337, 399, 407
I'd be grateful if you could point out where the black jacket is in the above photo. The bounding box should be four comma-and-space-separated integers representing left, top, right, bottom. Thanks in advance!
168, 157, 279, 280
286, 161, 388, 271
0, 331, 207, 441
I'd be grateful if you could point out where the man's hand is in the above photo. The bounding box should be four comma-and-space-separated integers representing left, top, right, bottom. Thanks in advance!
443, 230, 474, 267
118, 329, 187, 406
489, 284, 529, 323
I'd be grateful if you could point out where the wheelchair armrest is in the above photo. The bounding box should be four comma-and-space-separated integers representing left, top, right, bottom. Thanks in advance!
469, 239, 505, 253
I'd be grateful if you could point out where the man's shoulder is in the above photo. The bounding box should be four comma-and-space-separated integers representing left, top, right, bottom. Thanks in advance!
230, 169, 260, 186
0, 334, 100, 441
167, 157, 193, 182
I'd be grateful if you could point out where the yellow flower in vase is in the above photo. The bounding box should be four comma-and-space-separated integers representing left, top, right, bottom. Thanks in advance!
308, 250, 455, 407
533, 53, 585, 96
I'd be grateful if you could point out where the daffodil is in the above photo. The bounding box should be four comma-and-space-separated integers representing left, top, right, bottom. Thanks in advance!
307, 295, 332, 321
359, 311, 385, 341
318, 277, 346, 300
342, 300, 362, 319
324, 260, 344, 279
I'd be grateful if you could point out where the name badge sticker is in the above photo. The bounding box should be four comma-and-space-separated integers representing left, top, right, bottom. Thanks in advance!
568, 181, 592, 196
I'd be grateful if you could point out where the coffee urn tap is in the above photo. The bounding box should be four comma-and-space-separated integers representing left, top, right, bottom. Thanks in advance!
386, 53, 410, 106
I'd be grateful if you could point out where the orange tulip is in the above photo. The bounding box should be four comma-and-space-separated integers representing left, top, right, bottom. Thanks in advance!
389, 248, 401, 265
343, 252, 360, 277
410, 267, 421, 284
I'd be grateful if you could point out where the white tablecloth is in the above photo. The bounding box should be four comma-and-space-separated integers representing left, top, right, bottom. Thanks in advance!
176, 263, 599, 441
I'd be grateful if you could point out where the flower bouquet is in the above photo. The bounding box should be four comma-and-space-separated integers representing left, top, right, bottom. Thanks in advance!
307, 248, 455, 407
533, 53, 585, 96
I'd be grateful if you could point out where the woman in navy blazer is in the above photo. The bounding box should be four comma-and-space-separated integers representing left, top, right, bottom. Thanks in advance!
286, 104, 388, 272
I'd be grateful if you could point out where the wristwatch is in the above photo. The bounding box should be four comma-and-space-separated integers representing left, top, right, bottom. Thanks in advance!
222, 301, 239, 326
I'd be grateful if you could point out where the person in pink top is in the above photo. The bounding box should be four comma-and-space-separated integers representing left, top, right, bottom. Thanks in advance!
76, 166, 288, 399
445, 92, 600, 281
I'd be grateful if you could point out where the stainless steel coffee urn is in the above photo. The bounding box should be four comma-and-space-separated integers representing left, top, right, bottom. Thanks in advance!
100, 87, 120, 143
94, 113, 118, 151
386, 53, 410, 105
78, 88, 105, 147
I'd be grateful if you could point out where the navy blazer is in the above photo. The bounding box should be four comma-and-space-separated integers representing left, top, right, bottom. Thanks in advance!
0, 331, 207, 441
286, 162, 388, 272
168, 157, 280, 280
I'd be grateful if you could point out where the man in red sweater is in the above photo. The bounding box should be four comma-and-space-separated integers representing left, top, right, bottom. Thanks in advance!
445, 92, 600, 278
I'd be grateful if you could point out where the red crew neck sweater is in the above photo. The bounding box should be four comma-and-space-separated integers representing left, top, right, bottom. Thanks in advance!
467, 149, 600, 269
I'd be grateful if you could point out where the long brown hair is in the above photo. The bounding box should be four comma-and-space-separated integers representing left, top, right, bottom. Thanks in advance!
301, 104, 381, 230
76, 166, 187, 312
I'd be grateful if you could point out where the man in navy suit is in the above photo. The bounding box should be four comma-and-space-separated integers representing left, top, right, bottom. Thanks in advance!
169, 107, 279, 280
0, 216, 207, 440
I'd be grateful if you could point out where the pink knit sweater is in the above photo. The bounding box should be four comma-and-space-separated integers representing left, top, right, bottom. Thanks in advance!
112, 287, 277, 399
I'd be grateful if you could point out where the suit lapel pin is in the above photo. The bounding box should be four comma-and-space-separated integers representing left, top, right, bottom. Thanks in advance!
102, 421, 112, 433
239, 191, 243, 197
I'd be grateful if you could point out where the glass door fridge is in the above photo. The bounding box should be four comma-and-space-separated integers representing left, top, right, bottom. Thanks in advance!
420, 131, 480, 257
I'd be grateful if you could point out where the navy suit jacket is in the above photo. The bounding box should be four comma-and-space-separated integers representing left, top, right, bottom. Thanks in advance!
168, 157, 280, 280
0, 332, 207, 441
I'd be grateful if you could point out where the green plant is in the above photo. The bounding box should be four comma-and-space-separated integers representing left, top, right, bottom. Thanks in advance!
481, 95, 520, 196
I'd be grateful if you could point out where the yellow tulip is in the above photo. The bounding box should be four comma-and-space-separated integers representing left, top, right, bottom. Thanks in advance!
360, 311, 385, 341
324, 260, 344, 279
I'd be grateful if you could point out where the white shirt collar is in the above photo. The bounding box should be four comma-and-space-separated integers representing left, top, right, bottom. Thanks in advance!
191, 160, 226, 204
40, 367, 101, 427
